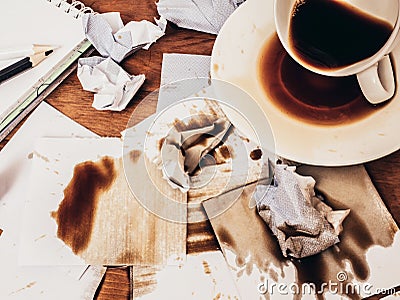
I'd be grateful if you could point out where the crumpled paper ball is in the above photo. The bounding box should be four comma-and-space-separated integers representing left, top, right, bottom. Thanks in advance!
254, 164, 350, 258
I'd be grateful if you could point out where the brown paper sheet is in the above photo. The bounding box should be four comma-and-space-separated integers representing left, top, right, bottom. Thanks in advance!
203, 165, 399, 299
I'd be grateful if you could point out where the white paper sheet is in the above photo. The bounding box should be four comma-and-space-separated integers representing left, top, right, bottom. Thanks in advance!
133, 251, 241, 299
18, 138, 123, 266
0, 103, 105, 299
0, 0, 86, 120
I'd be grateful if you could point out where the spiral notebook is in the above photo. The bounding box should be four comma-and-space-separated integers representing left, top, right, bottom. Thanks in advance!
0, 0, 95, 141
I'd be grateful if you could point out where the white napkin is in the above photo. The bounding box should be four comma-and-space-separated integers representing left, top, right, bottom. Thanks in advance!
157, 110, 232, 192
156, 0, 245, 34
77, 57, 145, 111
83, 12, 166, 63
157, 54, 211, 113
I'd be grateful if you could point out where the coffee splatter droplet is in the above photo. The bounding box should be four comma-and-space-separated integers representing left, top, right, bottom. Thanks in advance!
202, 260, 212, 275
129, 150, 142, 164
158, 137, 166, 151
250, 148, 263, 160
219, 145, 232, 160
213, 64, 219, 73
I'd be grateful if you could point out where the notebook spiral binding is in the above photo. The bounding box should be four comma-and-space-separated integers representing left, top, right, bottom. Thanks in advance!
46, 0, 95, 19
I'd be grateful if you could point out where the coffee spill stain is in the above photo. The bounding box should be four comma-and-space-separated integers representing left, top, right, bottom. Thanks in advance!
219, 145, 233, 160
207, 105, 223, 118
27, 152, 33, 160
34, 234, 46, 242
218, 227, 237, 249
284, 197, 373, 299
129, 150, 142, 164
174, 113, 217, 132
10, 281, 37, 295
321, 192, 375, 280
203, 260, 212, 275
212, 183, 380, 299
240, 136, 250, 143
250, 148, 263, 161
187, 221, 220, 254
116, 250, 137, 265
173, 100, 224, 133
132, 266, 158, 298
158, 137, 165, 151
146, 130, 154, 137
258, 34, 389, 125
215, 187, 287, 276
196, 143, 234, 172
51, 156, 116, 254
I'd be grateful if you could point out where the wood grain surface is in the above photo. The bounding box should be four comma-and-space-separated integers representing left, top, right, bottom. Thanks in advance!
0, 0, 399, 299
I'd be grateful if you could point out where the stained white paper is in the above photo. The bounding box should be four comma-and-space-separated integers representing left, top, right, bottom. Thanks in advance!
0, 103, 105, 299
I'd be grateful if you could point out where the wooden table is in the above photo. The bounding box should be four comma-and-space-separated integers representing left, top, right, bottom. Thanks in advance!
0, 1, 399, 299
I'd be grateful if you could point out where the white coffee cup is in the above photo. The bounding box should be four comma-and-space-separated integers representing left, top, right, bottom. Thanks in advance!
274, 0, 400, 104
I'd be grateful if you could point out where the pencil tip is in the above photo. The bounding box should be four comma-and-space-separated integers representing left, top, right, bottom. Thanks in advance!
44, 50, 54, 56
33, 45, 59, 54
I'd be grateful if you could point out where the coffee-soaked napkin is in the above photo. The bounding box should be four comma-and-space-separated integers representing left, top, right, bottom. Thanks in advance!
82, 12, 166, 63
77, 57, 145, 111
159, 118, 231, 192
254, 164, 350, 258
156, 0, 245, 34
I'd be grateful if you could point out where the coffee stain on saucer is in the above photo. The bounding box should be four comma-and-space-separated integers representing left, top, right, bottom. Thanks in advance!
258, 34, 390, 125
51, 156, 116, 254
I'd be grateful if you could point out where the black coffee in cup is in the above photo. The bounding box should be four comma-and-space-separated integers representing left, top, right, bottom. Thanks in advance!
289, 0, 393, 69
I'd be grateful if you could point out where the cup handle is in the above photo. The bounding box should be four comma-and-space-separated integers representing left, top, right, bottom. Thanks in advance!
356, 55, 395, 105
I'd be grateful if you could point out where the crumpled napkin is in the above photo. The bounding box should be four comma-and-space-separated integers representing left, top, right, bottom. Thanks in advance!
159, 117, 231, 192
156, 0, 245, 34
254, 164, 350, 258
77, 56, 145, 111
83, 12, 167, 63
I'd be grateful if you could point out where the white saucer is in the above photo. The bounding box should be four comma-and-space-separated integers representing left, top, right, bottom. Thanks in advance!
211, 0, 400, 166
